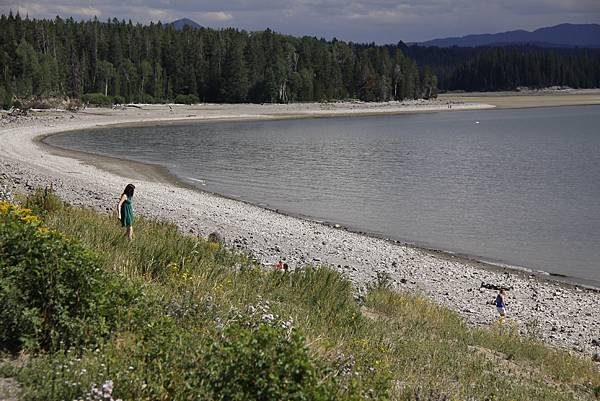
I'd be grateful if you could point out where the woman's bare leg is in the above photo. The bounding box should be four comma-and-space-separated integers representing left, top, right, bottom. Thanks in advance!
125, 227, 133, 240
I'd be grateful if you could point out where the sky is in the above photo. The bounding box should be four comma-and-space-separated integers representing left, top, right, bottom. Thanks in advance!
1, 0, 599, 43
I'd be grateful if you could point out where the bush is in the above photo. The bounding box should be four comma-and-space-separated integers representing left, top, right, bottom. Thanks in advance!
0, 86, 12, 110
23, 97, 57, 109
140, 94, 155, 104
16, 303, 345, 401
22, 186, 64, 216
202, 308, 334, 401
82, 93, 113, 106
0, 202, 123, 351
174, 94, 199, 104
66, 98, 83, 111
112, 95, 126, 105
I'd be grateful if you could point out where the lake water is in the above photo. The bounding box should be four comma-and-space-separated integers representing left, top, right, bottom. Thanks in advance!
46, 106, 600, 283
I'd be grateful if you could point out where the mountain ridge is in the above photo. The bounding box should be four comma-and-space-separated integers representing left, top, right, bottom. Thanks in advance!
418, 23, 600, 48
170, 18, 202, 30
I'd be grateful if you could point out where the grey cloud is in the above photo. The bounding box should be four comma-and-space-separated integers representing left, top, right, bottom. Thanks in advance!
0, 0, 598, 42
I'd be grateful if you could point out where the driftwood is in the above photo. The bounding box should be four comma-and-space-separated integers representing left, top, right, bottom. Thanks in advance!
8, 108, 28, 117
480, 282, 513, 291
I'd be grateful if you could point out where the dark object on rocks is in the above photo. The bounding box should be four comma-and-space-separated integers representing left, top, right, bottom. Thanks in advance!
592, 339, 600, 347
208, 232, 224, 244
8, 108, 28, 117
353, 293, 365, 305
480, 282, 513, 291
592, 353, 600, 362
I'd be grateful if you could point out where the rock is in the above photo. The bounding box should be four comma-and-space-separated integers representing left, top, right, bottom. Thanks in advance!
207, 231, 224, 244
592, 353, 600, 362
592, 339, 600, 347
480, 282, 513, 291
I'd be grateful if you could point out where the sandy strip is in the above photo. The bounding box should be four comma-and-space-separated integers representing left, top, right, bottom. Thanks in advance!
1, 99, 599, 359
440, 89, 600, 109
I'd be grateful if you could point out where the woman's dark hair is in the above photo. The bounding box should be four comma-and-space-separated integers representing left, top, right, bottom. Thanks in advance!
123, 183, 135, 198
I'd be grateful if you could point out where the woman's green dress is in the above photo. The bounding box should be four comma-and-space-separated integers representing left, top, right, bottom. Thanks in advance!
120, 196, 134, 227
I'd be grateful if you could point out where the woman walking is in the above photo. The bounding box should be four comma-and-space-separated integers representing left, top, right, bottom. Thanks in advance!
117, 183, 135, 240
495, 289, 507, 320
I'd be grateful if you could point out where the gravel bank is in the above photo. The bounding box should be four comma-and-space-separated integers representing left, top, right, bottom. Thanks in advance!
1, 101, 599, 361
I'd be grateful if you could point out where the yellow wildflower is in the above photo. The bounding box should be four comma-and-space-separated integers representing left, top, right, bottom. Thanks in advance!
0, 201, 11, 215
21, 214, 40, 224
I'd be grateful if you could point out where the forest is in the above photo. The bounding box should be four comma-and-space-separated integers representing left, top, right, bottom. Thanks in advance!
0, 13, 436, 108
1, 13, 598, 109
404, 44, 600, 92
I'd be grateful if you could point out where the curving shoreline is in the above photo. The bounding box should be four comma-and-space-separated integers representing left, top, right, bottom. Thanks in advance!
1, 100, 600, 359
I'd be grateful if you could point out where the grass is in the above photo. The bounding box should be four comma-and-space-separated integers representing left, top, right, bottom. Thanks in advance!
1, 193, 599, 400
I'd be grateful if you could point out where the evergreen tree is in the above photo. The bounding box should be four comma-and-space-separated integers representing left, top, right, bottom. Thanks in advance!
220, 36, 249, 102
6, 14, 550, 105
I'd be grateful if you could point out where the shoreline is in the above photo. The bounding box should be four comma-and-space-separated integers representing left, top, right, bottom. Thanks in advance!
41, 104, 600, 291
2, 99, 600, 358
44, 132, 600, 291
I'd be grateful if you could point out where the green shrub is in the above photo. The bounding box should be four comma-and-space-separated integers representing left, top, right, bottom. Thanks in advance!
203, 311, 333, 400
112, 95, 126, 105
0, 86, 12, 110
174, 94, 199, 104
17, 305, 349, 401
66, 98, 83, 111
0, 202, 123, 351
22, 186, 64, 216
23, 97, 59, 110
140, 94, 155, 104
81, 93, 112, 106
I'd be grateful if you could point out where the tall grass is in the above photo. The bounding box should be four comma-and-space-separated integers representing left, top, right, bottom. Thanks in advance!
2, 194, 599, 400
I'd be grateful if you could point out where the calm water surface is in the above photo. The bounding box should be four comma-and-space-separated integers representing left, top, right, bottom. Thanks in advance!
47, 106, 600, 283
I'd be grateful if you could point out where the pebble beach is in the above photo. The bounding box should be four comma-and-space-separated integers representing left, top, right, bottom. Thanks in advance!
1, 98, 599, 360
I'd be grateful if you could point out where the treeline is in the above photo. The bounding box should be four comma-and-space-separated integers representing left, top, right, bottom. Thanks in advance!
405, 45, 600, 91
0, 13, 437, 108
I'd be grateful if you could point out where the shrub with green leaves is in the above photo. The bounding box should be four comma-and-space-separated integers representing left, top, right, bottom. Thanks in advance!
81, 93, 112, 106
112, 95, 126, 105
0, 85, 13, 110
139, 94, 155, 104
22, 186, 64, 216
203, 308, 333, 401
16, 302, 352, 401
0, 202, 122, 351
174, 94, 199, 104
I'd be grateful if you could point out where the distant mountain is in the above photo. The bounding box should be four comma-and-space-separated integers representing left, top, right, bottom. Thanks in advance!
418, 23, 600, 48
170, 18, 202, 30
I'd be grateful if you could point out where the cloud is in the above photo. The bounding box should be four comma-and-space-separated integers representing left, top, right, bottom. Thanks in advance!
192, 11, 233, 22
0, 0, 598, 42
57, 5, 101, 17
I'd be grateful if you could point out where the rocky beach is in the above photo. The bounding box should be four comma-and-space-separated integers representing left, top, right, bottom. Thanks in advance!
1, 98, 599, 361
